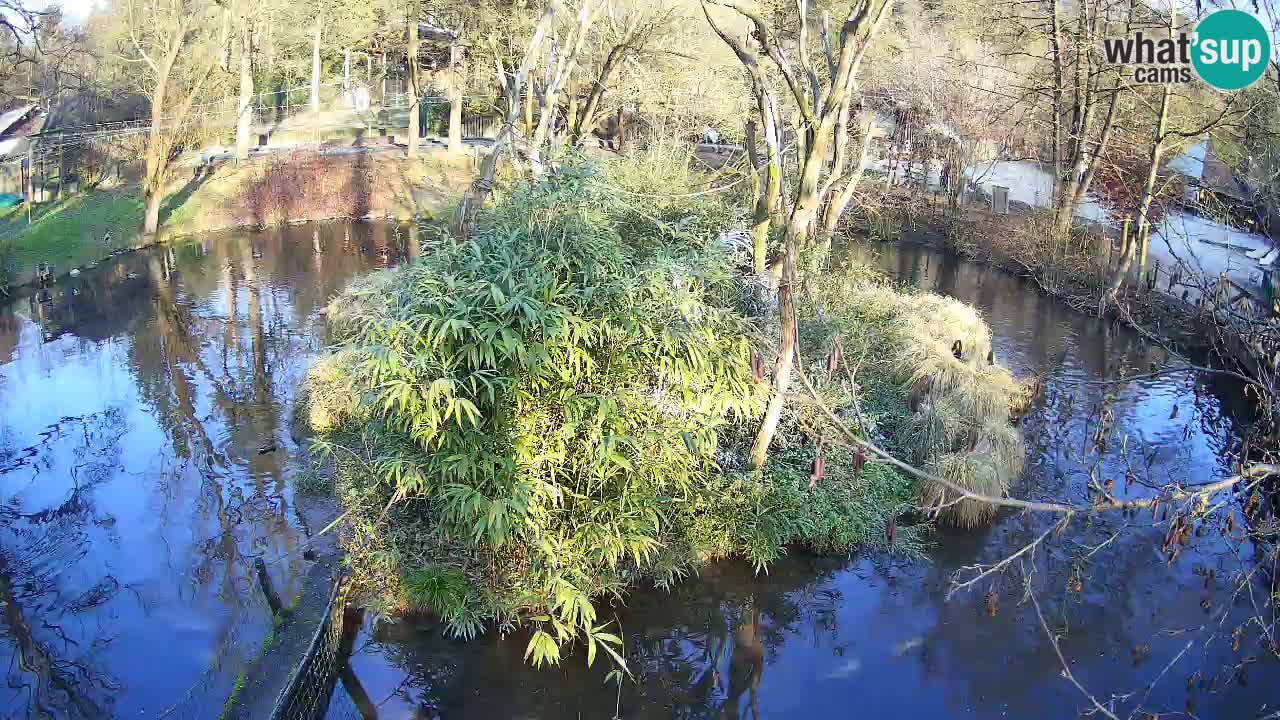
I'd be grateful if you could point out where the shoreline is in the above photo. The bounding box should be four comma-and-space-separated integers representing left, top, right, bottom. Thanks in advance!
0, 209, 422, 296
0, 148, 470, 296
851, 211, 1223, 357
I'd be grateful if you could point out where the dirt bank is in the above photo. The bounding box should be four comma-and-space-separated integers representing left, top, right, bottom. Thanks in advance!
0, 147, 470, 292
850, 201, 1214, 355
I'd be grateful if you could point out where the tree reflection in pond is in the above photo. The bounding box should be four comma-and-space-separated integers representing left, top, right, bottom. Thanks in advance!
332, 241, 1277, 720
0, 222, 407, 719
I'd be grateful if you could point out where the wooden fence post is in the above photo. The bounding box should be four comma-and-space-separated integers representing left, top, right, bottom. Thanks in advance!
25, 143, 33, 224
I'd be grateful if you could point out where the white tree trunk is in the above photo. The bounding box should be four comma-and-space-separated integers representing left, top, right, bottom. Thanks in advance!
407, 3, 420, 157
448, 44, 463, 153
236, 19, 254, 160
310, 13, 322, 113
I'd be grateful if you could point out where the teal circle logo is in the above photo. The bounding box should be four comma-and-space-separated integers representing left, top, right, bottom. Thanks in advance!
1192, 9, 1271, 91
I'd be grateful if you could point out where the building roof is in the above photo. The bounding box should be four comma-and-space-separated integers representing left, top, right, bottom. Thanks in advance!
1167, 136, 1249, 203
1167, 140, 1207, 180
0, 104, 36, 138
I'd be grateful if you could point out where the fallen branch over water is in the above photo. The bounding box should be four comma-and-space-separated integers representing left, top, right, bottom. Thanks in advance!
795, 359, 1270, 517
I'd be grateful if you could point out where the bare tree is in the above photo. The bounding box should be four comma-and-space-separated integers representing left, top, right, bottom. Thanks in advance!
452, 4, 557, 238
123, 0, 231, 235
527, 1, 594, 174
1099, 3, 1174, 315
235, 4, 255, 160
704, 0, 893, 469
407, 0, 421, 157
0, 0, 40, 94
566, 6, 676, 147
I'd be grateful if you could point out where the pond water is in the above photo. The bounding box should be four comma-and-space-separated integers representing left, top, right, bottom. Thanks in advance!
0, 222, 414, 719
3, 229, 1277, 720
325, 241, 1279, 720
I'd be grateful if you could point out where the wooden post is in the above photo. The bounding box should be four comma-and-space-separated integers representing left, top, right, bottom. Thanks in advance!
1119, 218, 1131, 275
1137, 223, 1151, 273
26, 143, 34, 224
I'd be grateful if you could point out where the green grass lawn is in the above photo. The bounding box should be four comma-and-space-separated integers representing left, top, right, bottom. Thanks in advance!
0, 189, 145, 286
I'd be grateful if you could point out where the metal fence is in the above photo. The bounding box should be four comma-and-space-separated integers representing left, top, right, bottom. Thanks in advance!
269, 577, 357, 720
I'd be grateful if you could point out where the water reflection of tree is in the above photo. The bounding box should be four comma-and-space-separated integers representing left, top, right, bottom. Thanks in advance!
624, 561, 846, 720
0, 410, 126, 719
122, 224, 409, 597
0, 224, 408, 716
359, 557, 846, 720
0, 553, 114, 719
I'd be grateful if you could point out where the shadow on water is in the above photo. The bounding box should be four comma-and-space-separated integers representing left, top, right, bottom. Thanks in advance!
327, 240, 1278, 720
0, 222, 408, 719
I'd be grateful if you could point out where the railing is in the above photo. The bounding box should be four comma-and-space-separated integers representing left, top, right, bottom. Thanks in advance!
268, 576, 356, 720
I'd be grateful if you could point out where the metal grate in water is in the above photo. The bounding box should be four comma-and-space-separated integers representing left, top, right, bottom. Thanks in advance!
269, 577, 355, 720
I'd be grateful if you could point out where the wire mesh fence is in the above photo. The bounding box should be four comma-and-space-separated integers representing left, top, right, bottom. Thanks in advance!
269, 576, 358, 720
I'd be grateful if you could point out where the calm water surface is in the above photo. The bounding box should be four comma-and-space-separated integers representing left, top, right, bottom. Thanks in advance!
327, 242, 1279, 720
0, 222, 413, 718
3, 230, 1277, 719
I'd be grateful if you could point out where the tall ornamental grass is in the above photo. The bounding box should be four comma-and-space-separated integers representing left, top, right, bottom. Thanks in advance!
308, 160, 765, 668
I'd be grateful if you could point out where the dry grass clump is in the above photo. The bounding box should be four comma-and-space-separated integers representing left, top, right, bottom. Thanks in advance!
946, 209, 1113, 293
811, 275, 1029, 527
300, 349, 362, 434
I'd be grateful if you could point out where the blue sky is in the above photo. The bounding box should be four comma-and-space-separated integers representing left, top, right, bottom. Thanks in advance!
25, 0, 100, 26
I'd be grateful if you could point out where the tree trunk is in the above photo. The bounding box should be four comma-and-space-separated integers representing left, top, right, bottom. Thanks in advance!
570, 44, 624, 145
236, 18, 254, 161
746, 118, 780, 274
453, 127, 509, 239
447, 44, 463, 153
407, 2, 420, 157
614, 106, 625, 153
219, 10, 231, 71
1100, 76, 1170, 315
821, 127, 873, 235
310, 13, 322, 113
749, 229, 797, 469
528, 2, 592, 174
1048, 0, 1065, 234
144, 186, 163, 235
142, 50, 177, 236
1053, 105, 1111, 238
524, 80, 534, 139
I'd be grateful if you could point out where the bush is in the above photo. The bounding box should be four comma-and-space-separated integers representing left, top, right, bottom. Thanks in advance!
308, 154, 1006, 669
311, 159, 766, 668
0, 238, 13, 291
798, 270, 1029, 527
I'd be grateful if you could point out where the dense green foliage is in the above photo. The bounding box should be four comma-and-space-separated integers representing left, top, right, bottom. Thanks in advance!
307, 156, 1019, 669
311, 160, 770, 667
